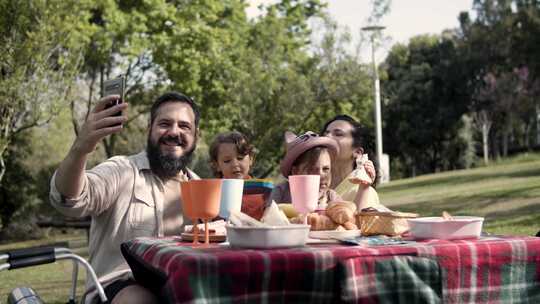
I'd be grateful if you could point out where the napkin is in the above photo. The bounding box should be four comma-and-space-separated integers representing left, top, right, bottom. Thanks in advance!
229, 202, 291, 227
261, 201, 290, 226
229, 211, 267, 227
348, 154, 373, 185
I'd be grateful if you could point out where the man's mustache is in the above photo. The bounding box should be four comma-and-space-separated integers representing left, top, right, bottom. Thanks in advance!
159, 135, 187, 147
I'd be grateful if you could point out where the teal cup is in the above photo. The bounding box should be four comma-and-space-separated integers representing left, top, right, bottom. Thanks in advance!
219, 179, 245, 219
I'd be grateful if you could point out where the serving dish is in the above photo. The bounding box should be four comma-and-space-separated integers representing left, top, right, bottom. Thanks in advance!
408, 216, 484, 240
226, 224, 310, 249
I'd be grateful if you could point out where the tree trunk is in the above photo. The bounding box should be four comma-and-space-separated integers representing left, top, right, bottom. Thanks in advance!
482, 122, 490, 165
0, 156, 5, 185
536, 104, 540, 145
524, 122, 530, 149
502, 129, 509, 157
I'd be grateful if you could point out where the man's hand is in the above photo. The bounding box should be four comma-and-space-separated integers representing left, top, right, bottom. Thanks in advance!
54, 95, 128, 199
72, 95, 128, 155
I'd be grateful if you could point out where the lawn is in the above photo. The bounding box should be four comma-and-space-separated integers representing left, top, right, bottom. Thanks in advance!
1, 152, 539, 303
0, 232, 88, 304
378, 152, 540, 236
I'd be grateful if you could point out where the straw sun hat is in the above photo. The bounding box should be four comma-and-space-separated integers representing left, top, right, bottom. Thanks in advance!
279, 131, 339, 177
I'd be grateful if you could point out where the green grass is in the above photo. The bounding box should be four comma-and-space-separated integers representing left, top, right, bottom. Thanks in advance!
1, 153, 539, 303
0, 232, 88, 304
378, 152, 540, 236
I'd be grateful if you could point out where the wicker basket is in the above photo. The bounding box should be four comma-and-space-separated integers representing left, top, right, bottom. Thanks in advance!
356, 211, 419, 236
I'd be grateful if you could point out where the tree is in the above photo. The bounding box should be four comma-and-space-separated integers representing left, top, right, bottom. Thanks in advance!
382, 34, 471, 176
459, 0, 540, 158
0, 0, 91, 185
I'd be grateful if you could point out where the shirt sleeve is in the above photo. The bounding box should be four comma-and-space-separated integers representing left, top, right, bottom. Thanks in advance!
49, 157, 130, 218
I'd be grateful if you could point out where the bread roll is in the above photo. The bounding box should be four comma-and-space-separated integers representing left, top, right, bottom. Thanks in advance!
326, 201, 357, 224
307, 213, 338, 231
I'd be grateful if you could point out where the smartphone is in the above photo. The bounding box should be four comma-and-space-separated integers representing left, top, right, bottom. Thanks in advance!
102, 75, 125, 125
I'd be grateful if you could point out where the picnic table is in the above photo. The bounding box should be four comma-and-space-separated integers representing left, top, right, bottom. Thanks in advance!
121, 235, 540, 303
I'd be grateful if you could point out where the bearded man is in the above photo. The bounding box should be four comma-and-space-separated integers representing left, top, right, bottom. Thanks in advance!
50, 92, 200, 304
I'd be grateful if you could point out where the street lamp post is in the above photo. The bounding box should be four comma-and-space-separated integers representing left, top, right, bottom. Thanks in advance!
362, 25, 386, 182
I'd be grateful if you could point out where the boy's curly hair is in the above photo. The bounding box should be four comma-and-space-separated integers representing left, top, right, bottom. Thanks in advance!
209, 131, 255, 177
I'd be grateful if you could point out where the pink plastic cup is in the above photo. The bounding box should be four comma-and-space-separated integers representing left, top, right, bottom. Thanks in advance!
289, 175, 320, 216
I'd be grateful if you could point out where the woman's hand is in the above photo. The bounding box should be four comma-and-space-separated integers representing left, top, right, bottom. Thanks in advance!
363, 160, 376, 182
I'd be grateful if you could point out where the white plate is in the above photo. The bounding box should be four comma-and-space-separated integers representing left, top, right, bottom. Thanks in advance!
309, 229, 361, 240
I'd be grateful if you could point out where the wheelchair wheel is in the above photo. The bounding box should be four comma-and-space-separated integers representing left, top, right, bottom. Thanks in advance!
8, 286, 44, 304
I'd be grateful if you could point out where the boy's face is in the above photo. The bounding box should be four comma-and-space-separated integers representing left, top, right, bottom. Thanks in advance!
291, 149, 332, 197
215, 143, 253, 179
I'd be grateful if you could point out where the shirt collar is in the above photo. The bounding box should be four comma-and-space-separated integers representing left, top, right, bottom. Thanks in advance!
132, 150, 151, 171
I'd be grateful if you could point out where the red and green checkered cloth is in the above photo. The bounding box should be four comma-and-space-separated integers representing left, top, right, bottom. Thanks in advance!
121, 236, 540, 303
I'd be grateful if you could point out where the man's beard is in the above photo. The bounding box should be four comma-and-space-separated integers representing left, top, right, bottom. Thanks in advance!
146, 135, 196, 180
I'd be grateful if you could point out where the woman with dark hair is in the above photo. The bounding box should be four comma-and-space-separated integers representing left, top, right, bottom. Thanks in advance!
322, 115, 388, 211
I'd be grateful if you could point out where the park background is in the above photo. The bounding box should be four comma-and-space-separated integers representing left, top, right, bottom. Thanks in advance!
1, 0, 540, 243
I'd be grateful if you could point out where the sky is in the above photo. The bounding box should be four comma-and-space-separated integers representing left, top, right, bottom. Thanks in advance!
247, 0, 475, 61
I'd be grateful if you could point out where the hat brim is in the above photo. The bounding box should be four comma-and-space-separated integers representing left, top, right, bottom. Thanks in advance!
280, 137, 339, 177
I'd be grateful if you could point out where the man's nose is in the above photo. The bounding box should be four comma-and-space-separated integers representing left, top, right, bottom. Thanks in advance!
166, 124, 182, 136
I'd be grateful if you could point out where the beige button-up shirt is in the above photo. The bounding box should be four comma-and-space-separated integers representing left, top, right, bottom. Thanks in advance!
49, 151, 199, 300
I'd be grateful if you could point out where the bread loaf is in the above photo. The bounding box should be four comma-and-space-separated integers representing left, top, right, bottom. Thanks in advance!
326, 201, 357, 224
307, 213, 338, 231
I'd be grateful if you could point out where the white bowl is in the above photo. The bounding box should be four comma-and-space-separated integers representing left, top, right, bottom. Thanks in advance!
408, 216, 484, 240
225, 224, 310, 249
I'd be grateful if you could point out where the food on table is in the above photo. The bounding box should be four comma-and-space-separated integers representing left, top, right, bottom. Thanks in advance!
290, 200, 359, 231
261, 202, 290, 226
343, 221, 358, 230
229, 208, 291, 227
278, 203, 300, 218
182, 220, 227, 242
306, 213, 339, 231
184, 220, 227, 235
229, 210, 267, 227
326, 201, 357, 224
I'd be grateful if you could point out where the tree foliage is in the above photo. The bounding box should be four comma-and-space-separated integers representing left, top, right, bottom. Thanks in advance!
2, 0, 540, 236
0, 0, 92, 184
383, 34, 471, 176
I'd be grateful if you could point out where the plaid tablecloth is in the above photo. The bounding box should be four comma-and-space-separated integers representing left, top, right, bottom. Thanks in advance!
121, 236, 540, 303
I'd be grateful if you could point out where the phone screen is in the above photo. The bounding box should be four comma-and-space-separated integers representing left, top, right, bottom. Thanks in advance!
102, 76, 125, 123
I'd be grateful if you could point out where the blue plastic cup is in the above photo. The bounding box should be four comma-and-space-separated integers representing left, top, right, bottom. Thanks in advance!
219, 179, 244, 219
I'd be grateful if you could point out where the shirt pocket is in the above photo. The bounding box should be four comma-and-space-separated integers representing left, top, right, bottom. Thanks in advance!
128, 188, 156, 232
